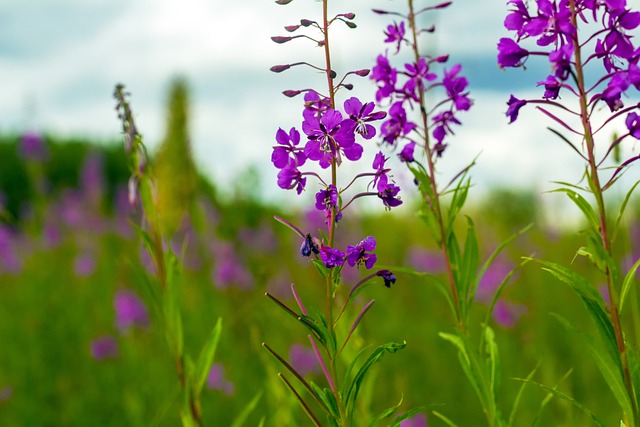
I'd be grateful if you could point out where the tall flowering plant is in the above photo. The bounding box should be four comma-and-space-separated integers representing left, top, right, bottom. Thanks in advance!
113, 85, 222, 427
499, 0, 640, 425
265, 1, 422, 426
371, 1, 530, 425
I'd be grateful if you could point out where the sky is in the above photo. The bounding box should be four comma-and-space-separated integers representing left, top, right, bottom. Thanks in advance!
1, 0, 639, 215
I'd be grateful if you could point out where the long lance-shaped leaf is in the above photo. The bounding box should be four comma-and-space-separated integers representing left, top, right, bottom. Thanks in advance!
513, 377, 605, 427
553, 313, 635, 425
620, 257, 640, 314
549, 188, 600, 232
262, 342, 330, 414
278, 373, 322, 427
431, 411, 459, 427
390, 406, 430, 427
193, 317, 223, 398
339, 299, 375, 354
370, 395, 403, 427
508, 362, 539, 427
230, 391, 263, 427
459, 217, 479, 323
612, 179, 640, 244
529, 258, 620, 370
343, 341, 407, 416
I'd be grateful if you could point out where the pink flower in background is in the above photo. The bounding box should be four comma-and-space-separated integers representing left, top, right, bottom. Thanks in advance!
492, 300, 527, 329
74, 252, 96, 277
400, 413, 427, 427
289, 344, 321, 376
114, 289, 149, 332
19, 131, 48, 162
90, 336, 119, 361
207, 363, 234, 395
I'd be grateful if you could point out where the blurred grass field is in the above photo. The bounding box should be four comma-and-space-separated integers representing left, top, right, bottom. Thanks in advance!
0, 133, 637, 426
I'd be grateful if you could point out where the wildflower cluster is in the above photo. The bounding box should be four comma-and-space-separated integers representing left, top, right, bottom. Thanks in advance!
499, 0, 640, 140
499, 1, 640, 425
371, 3, 472, 158
264, 1, 417, 425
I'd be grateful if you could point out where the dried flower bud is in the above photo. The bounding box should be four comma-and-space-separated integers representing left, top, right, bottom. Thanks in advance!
270, 64, 291, 73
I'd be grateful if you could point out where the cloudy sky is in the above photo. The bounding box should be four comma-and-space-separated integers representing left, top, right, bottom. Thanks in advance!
1, 0, 638, 211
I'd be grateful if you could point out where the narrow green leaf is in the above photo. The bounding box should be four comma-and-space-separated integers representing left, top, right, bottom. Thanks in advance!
508, 363, 539, 427
513, 378, 605, 427
309, 382, 340, 422
620, 257, 640, 314
370, 395, 403, 427
344, 342, 406, 412
385, 265, 455, 315
390, 407, 429, 427
612, 180, 640, 244
530, 258, 619, 369
278, 373, 322, 427
229, 391, 263, 427
460, 217, 479, 307
549, 188, 599, 232
483, 326, 501, 400
193, 317, 223, 397
552, 313, 634, 426
431, 411, 459, 427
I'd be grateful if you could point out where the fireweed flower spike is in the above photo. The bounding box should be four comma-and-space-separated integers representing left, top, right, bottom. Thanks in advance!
370, 2, 531, 426
266, 1, 409, 425
500, 0, 640, 424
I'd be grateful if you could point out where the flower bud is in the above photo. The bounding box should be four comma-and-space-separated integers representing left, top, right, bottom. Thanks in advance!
285, 25, 299, 32
271, 36, 292, 44
300, 19, 313, 27
275, 0, 293, 4
270, 64, 291, 73
282, 90, 301, 97
354, 69, 370, 76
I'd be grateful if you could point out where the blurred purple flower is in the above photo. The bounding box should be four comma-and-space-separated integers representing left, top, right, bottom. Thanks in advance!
399, 141, 416, 162
81, 151, 105, 204
506, 95, 527, 123
74, 252, 96, 277
0, 226, 23, 274
0, 386, 13, 402
19, 131, 48, 161
289, 344, 321, 376
90, 336, 119, 360
320, 245, 345, 268
476, 260, 514, 304
384, 21, 405, 53
114, 289, 150, 332
211, 243, 253, 290
493, 300, 527, 328
626, 112, 640, 139
207, 363, 235, 395
497, 38, 529, 68
407, 246, 444, 273
400, 413, 428, 427
537, 75, 562, 100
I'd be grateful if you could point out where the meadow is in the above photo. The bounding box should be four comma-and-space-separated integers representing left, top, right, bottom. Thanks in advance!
0, 132, 636, 426
4, 0, 640, 426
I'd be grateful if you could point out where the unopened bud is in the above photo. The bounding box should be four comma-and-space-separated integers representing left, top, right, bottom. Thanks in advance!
354, 69, 370, 77
275, 0, 293, 4
285, 25, 299, 32
342, 12, 355, 19
271, 36, 292, 44
343, 83, 353, 90
283, 90, 301, 97
270, 64, 291, 73
371, 9, 389, 14
300, 19, 313, 27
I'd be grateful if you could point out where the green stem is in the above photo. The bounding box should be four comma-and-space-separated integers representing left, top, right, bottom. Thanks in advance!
569, 1, 638, 424
407, 0, 464, 333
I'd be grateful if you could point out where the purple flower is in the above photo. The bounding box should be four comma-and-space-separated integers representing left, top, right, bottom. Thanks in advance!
319, 245, 345, 268
384, 21, 405, 53
371, 55, 398, 102
493, 300, 527, 328
91, 336, 119, 361
343, 97, 386, 140
400, 413, 427, 427
272, 127, 306, 169
303, 109, 360, 167
522, 0, 574, 46
315, 184, 338, 211
497, 38, 529, 68
402, 58, 437, 100
277, 158, 307, 194
443, 64, 472, 111
626, 112, 640, 139
549, 44, 574, 81
207, 363, 235, 395
537, 75, 562, 99
432, 110, 461, 146
376, 269, 396, 288
303, 91, 331, 120
346, 236, 377, 269
399, 141, 416, 162
600, 72, 629, 111
211, 244, 253, 290
114, 290, 150, 333
372, 151, 390, 189
0, 386, 12, 402
289, 344, 321, 376
380, 102, 416, 145
377, 182, 403, 208
74, 252, 96, 277
300, 233, 320, 257
19, 131, 48, 161
504, 0, 532, 38
506, 95, 527, 123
